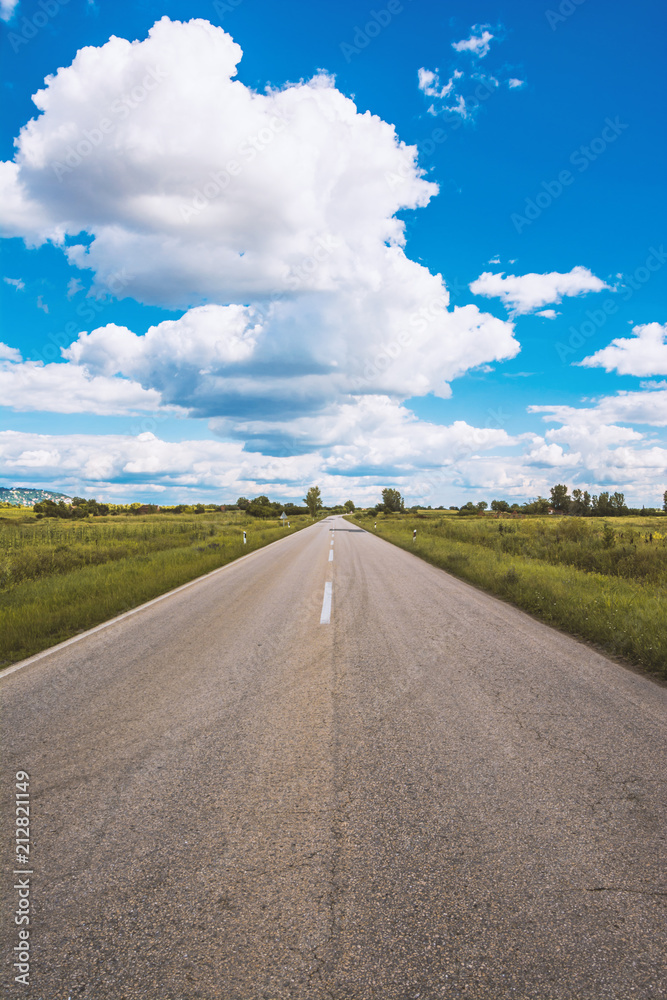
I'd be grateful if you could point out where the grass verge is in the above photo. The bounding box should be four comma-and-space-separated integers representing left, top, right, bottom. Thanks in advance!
0, 514, 309, 668
349, 513, 666, 678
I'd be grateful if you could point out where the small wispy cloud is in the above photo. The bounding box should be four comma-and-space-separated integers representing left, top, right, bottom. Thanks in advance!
4, 276, 25, 290
36, 295, 49, 314
452, 26, 495, 58
417, 67, 463, 99
419, 24, 522, 121
67, 277, 84, 299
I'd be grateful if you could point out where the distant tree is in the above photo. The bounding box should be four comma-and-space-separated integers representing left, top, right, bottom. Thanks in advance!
491, 499, 511, 512
34, 499, 74, 519
476, 501, 488, 512
570, 488, 592, 515
284, 502, 307, 515
380, 488, 405, 513
522, 496, 550, 515
458, 501, 477, 516
84, 498, 110, 516
247, 495, 278, 518
344, 500, 355, 512
664, 490, 667, 513
549, 483, 571, 512
236, 497, 250, 510
592, 492, 612, 516
610, 491, 628, 515
304, 486, 323, 517
449, 506, 459, 510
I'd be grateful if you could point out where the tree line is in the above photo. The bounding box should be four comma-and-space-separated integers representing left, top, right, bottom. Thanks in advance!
31, 498, 223, 518
451, 485, 666, 516
30, 484, 667, 520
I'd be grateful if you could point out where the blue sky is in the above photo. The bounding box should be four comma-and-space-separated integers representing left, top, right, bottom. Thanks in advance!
1, 0, 665, 505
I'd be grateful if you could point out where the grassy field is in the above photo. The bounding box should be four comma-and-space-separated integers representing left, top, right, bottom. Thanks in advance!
0, 509, 310, 668
349, 511, 667, 678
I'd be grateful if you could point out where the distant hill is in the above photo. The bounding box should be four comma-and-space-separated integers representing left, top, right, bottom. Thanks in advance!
0, 487, 72, 507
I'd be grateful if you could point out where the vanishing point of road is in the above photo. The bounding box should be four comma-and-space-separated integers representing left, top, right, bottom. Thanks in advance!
2, 516, 665, 999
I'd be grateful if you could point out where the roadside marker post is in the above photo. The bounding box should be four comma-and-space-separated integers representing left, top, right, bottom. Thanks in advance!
413, 529, 417, 541
243, 531, 247, 544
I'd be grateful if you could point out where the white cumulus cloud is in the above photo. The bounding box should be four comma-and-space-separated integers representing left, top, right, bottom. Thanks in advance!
0, 356, 168, 415
530, 386, 667, 429
60, 292, 520, 422
0, 16, 523, 435
470, 266, 611, 315
578, 322, 667, 376
0, 17, 437, 309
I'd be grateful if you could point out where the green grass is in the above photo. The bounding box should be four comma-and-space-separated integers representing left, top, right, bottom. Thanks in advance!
0, 511, 309, 668
350, 512, 667, 677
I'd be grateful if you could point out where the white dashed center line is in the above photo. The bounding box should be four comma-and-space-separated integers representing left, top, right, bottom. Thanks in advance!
319, 582, 332, 624
328, 549, 334, 562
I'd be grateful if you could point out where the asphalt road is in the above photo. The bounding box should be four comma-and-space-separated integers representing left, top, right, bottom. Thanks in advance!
2, 516, 665, 999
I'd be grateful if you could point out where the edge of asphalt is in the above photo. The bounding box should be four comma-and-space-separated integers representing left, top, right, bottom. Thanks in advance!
344, 516, 667, 689
1, 517, 332, 682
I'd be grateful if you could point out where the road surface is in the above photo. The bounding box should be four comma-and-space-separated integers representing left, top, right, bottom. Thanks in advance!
2, 516, 665, 999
